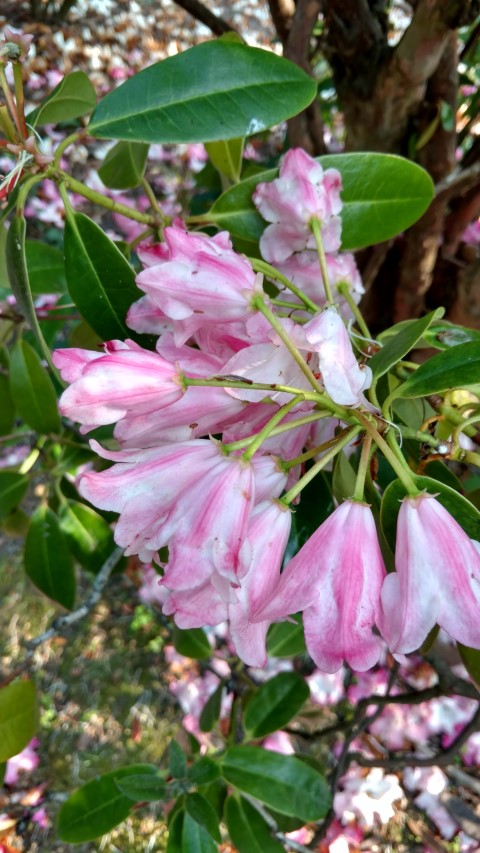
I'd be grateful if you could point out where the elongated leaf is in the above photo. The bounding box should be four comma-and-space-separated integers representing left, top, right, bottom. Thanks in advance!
423, 320, 480, 351
188, 757, 220, 786
185, 792, 221, 843
207, 153, 434, 251
89, 41, 316, 142
28, 71, 96, 126
116, 772, 167, 802
206, 138, 244, 182
244, 673, 309, 738
169, 740, 187, 780
0, 472, 28, 521
369, 309, 444, 380
59, 500, 116, 574
0, 373, 15, 436
380, 476, 480, 552
98, 141, 149, 189
64, 212, 141, 341
225, 795, 284, 853
332, 450, 357, 505
25, 240, 66, 293
220, 746, 330, 821
0, 680, 38, 762
167, 810, 185, 853
172, 626, 211, 660
266, 617, 306, 657
182, 811, 218, 853
199, 681, 224, 733
9, 339, 60, 434
57, 764, 157, 842
24, 505, 76, 609
6, 214, 56, 369
393, 341, 480, 399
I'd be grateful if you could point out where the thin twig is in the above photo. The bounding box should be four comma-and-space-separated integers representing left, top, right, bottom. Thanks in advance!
241, 794, 313, 853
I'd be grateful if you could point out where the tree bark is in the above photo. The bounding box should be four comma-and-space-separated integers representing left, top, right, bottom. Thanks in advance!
171, 0, 237, 36
284, 0, 326, 154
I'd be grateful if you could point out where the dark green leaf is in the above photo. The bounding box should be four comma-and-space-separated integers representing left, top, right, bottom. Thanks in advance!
423, 460, 463, 493
64, 212, 141, 341
0, 373, 15, 435
185, 792, 221, 842
457, 644, 480, 686
9, 339, 60, 434
266, 616, 306, 657
116, 772, 167, 802
205, 138, 244, 183
28, 71, 96, 126
394, 341, 480, 399
89, 41, 316, 143
58, 500, 116, 574
6, 214, 56, 369
188, 757, 220, 786
225, 795, 285, 853
182, 810, 218, 853
0, 472, 28, 521
423, 321, 480, 351
199, 681, 224, 733
380, 476, 480, 552
207, 153, 434, 251
332, 450, 356, 504
172, 626, 211, 660
169, 740, 187, 779
57, 764, 157, 842
25, 240, 66, 293
284, 470, 333, 562
24, 505, 76, 609
220, 746, 330, 821
98, 141, 149, 189
244, 672, 309, 738
369, 309, 444, 380
167, 810, 185, 853
0, 679, 38, 762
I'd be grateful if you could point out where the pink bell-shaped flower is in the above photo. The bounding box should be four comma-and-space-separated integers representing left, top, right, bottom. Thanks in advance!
253, 500, 387, 672
379, 494, 480, 654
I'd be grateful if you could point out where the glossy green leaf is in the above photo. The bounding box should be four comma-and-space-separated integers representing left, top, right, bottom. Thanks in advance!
0, 680, 38, 762
380, 476, 480, 552
64, 212, 141, 341
25, 240, 66, 293
116, 772, 167, 802
57, 764, 157, 842
266, 616, 306, 657
182, 810, 218, 853
59, 500, 116, 574
199, 681, 224, 733
207, 153, 434, 251
98, 141, 149, 189
24, 505, 76, 609
0, 373, 15, 436
423, 320, 480, 351
220, 746, 330, 820
188, 757, 220, 786
185, 792, 221, 843
205, 138, 244, 182
169, 740, 187, 779
393, 341, 480, 399
457, 644, 480, 686
225, 795, 284, 853
89, 41, 316, 142
28, 71, 96, 126
6, 214, 56, 369
9, 339, 60, 434
244, 672, 309, 738
0, 472, 28, 521
369, 309, 444, 380
172, 626, 211, 660
167, 810, 185, 853
423, 460, 463, 493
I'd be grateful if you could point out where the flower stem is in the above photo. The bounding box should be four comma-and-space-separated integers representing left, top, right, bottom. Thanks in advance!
336, 281, 371, 339
281, 426, 362, 505
223, 411, 329, 453
353, 434, 373, 501
252, 294, 323, 393
309, 216, 334, 305
356, 411, 418, 496
141, 176, 165, 222
12, 63, 27, 138
0, 64, 22, 139
249, 258, 320, 313
53, 169, 159, 226
242, 395, 305, 461
53, 129, 84, 167
284, 426, 347, 469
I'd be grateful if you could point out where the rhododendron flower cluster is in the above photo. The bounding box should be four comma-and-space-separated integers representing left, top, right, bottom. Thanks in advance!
54, 148, 480, 673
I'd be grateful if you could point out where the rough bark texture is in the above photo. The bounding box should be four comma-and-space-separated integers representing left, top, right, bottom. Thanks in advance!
284, 0, 327, 154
